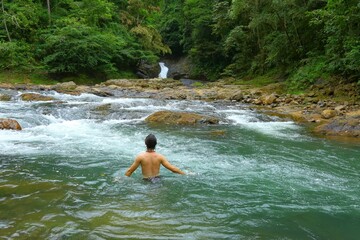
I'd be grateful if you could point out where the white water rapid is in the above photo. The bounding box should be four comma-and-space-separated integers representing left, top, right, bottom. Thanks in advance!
158, 62, 168, 79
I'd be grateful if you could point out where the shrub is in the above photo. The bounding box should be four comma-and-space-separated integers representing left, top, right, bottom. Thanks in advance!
0, 41, 36, 71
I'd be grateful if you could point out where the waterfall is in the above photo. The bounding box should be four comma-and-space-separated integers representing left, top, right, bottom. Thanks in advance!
158, 62, 168, 79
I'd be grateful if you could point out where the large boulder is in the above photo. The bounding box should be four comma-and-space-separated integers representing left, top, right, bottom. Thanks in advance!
0, 118, 22, 130
145, 111, 219, 125
20, 93, 56, 101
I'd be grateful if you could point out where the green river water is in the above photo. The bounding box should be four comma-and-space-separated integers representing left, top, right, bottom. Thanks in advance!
0, 90, 359, 239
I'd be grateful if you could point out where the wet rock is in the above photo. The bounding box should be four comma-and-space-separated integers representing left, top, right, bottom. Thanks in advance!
0, 118, 22, 130
20, 93, 56, 101
314, 117, 360, 137
137, 60, 160, 79
145, 111, 219, 125
209, 130, 226, 136
163, 57, 193, 80
51, 81, 81, 95
89, 88, 114, 97
0, 94, 11, 101
93, 103, 112, 112
321, 109, 337, 119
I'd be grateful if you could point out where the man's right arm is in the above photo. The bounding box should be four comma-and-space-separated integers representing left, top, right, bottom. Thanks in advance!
125, 156, 141, 177
161, 157, 185, 175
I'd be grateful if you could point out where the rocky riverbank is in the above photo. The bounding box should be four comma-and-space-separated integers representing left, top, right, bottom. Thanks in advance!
1, 78, 359, 139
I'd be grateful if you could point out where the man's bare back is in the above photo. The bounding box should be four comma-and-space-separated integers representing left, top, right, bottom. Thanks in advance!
125, 134, 185, 179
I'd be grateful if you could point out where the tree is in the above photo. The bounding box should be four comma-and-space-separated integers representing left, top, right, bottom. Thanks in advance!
1, 0, 11, 41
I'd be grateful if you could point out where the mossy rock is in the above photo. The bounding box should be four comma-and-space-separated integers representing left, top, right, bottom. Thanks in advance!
20, 93, 56, 101
0, 94, 11, 101
145, 111, 219, 125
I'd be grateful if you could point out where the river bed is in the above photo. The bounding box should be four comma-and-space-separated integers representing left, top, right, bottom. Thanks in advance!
0, 90, 359, 239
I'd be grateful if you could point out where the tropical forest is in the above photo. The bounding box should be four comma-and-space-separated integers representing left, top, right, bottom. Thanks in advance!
1, 0, 359, 86
1, 1, 360, 239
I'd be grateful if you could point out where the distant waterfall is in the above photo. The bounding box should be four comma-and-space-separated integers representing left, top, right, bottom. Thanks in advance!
158, 62, 168, 79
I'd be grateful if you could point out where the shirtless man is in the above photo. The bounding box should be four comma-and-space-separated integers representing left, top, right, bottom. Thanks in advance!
125, 134, 185, 181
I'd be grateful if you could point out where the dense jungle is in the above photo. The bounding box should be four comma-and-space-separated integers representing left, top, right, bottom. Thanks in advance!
0, 0, 359, 89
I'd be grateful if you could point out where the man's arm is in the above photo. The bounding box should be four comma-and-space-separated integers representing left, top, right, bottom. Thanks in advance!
125, 157, 141, 177
161, 157, 185, 175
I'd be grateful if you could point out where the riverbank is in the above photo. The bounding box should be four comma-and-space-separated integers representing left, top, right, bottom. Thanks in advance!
1, 78, 359, 140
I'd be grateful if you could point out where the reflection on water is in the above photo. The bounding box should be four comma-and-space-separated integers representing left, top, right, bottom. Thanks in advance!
0, 90, 360, 239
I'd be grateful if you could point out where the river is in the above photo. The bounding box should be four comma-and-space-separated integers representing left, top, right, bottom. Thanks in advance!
0, 89, 359, 239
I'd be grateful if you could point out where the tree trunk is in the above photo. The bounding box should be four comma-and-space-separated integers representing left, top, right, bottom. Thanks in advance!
1, 0, 11, 41
47, 0, 51, 24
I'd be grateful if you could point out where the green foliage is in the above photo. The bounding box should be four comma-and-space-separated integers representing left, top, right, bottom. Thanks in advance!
158, 0, 359, 85
288, 57, 328, 91
0, 71, 57, 85
230, 71, 280, 87
0, 0, 169, 82
0, 41, 36, 70
0, 0, 359, 86
38, 22, 150, 79
191, 81, 205, 88
158, 1, 184, 56
0, 0, 46, 42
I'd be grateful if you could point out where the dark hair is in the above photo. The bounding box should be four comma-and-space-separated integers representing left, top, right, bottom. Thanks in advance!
145, 134, 157, 149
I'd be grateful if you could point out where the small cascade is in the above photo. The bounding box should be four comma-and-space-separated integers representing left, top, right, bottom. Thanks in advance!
158, 62, 169, 79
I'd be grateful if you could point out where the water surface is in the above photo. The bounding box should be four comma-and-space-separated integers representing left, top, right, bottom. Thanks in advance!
0, 90, 359, 239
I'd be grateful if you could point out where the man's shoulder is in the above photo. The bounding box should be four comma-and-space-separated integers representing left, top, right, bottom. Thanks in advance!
135, 152, 147, 160
155, 152, 166, 160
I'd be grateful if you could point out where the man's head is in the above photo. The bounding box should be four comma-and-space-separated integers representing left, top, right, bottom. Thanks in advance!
145, 134, 157, 149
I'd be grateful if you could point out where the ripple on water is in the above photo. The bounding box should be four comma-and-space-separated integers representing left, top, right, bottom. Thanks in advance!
1, 94, 360, 239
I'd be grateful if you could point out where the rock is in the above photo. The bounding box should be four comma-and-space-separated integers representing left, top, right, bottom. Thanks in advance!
0, 118, 22, 130
321, 109, 337, 119
346, 110, 360, 118
93, 103, 112, 112
308, 114, 324, 123
20, 93, 56, 101
335, 105, 346, 113
289, 111, 307, 122
137, 60, 160, 78
0, 94, 11, 101
209, 130, 226, 136
89, 88, 114, 97
260, 94, 277, 105
52, 81, 78, 94
307, 92, 316, 97
229, 91, 244, 101
145, 111, 219, 125
164, 57, 193, 80
317, 101, 327, 108
253, 98, 263, 105
314, 117, 360, 137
